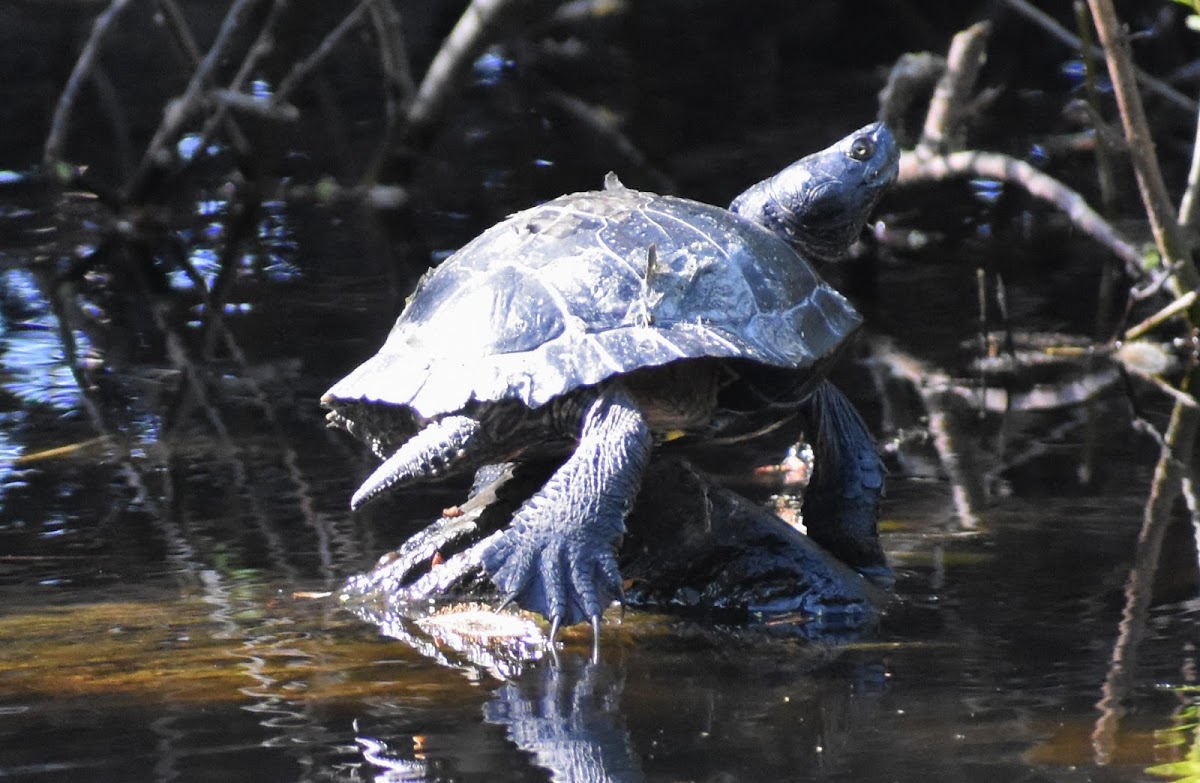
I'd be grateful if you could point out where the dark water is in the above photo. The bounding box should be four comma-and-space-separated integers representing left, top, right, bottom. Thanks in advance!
2, 2, 1200, 781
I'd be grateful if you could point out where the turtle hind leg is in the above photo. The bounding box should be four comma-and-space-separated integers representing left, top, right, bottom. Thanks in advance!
350, 415, 481, 510
801, 379, 891, 584
481, 385, 652, 635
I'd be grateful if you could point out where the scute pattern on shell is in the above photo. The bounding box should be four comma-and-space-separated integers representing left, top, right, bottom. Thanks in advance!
324, 186, 861, 419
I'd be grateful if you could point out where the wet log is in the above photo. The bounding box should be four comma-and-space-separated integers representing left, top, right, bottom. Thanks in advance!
342, 455, 887, 633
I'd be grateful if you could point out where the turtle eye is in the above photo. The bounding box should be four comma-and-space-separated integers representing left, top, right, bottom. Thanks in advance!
848, 136, 875, 161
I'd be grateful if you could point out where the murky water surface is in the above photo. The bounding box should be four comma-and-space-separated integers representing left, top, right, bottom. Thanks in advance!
3, 493, 1195, 782
3, 2, 1199, 781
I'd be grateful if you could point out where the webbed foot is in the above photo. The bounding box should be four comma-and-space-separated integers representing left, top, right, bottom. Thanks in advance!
481, 386, 652, 635
486, 504, 627, 633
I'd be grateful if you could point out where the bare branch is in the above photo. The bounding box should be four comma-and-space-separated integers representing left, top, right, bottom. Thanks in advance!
275, 0, 374, 103
193, 0, 291, 156
123, 0, 265, 202
1123, 290, 1198, 341
1086, 0, 1198, 295
919, 22, 990, 154
1179, 107, 1200, 230
43, 0, 135, 170
154, 0, 252, 158
404, 0, 533, 134
899, 149, 1146, 278
1002, 0, 1198, 116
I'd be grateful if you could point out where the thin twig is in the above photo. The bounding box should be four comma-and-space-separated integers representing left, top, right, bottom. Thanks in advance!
1074, 0, 1118, 213
199, 202, 254, 363
372, 0, 417, 97
274, 0, 374, 104
154, 0, 252, 159
899, 149, 1146, 278
975, 268, 992, 414
1179, 103, 1200, 230
360, 0, 410, 185
1077, 123, 1121, 342
155, 0, 203, 63
1185, 474, 1200, 581
123, 0, 265, 202
404, 0, 531, 134
1140, 372, 1200, 409
43, 0, 135, 170
208, 89, 299, 122
1123, 290, 1198, 341
193, 0, 291, 160
1002, 0, 1198, 115
89, 65, 136, 179
1086, 0, 1198, 294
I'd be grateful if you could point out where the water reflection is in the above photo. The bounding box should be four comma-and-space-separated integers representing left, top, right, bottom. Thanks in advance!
481, 655, 644, 783
0, 267, 85, 412
0, 495, 1191, 783
343, 607, 882, 783
346, 625, 648, 782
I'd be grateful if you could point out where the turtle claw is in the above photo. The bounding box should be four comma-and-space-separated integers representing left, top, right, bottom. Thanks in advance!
541, 612, 598, 649
482, 524, 621, 632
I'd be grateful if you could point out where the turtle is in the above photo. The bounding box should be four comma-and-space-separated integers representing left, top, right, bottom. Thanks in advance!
323, 121, 900, 638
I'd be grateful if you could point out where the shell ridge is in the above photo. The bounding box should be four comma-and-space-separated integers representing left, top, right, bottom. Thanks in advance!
526, 203, 577, 237
643, 326, 690, 361
632, 205, 679, 245
645, 203, 734, 266
576, 331, 628, 376
592, 223, 647, 284
671, 321, 744, 355
506, 259, 576, 346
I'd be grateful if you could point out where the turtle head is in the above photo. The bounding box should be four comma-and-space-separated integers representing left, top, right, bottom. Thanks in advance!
730, 122, 899, 262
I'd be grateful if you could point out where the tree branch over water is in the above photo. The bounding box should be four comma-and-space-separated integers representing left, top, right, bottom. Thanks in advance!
43, 0, 134, 173
1084, 0, 1200, 765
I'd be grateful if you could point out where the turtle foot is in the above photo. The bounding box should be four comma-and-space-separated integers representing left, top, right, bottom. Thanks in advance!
482, 505, 626, 632
481, 385, 652, 634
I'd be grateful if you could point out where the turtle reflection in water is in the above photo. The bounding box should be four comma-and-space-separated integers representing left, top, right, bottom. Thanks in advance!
324, 122, 900, 638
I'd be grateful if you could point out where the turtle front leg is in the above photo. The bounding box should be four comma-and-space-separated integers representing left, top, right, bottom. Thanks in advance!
801, 379, 892, 585
481, 385, 652, 638
351, 415, 481, 509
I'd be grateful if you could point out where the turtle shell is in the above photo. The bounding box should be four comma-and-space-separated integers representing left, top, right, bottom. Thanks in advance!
324, 182, 861, 420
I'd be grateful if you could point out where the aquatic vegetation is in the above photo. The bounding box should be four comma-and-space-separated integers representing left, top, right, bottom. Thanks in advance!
1149, 687, 1200, 782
